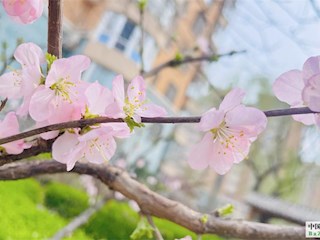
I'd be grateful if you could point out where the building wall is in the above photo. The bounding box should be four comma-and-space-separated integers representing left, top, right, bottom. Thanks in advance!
63, 0, 226, 110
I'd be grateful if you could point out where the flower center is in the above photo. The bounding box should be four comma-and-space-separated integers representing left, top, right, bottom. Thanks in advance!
50, 77, 75, 103
210, 121, 246, 156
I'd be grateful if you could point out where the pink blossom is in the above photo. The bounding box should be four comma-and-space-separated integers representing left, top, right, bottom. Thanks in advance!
175, 236, 192, 240
106, 75, 167, 122
0, 42, 44, 116
52, 124, 130, 171
3, 0, 43, 24
188, 88, 267, 175
0, 112, 27, 154
29, 55, 90, 124
84, 81, 114, 116
273, 56, 320, 125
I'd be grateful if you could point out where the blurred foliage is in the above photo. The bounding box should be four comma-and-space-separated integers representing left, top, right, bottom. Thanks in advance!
44, 182, 89, 219
0, 179, 89, 239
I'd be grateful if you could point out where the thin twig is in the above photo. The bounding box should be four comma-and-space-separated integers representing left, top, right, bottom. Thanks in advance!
0, 107, 317, 146
139, 2, 145, 74
142, 50, 246, 77
146, 214, 164, 240
0, 98, 8, 112
0, 160, 305, 240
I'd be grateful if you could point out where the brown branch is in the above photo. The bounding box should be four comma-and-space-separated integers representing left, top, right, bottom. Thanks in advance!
0, 139, 54, 166
48, 0, 63, 58
146, 214, 164, 240
0, 160, 304, 240
0, 107, 317, 146
142, 50, 246, 77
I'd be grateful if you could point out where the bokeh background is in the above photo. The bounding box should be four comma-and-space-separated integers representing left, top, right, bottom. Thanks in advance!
0, 0, 320, 239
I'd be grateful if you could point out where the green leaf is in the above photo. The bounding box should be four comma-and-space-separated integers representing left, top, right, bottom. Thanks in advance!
46, 53, 57, 71
174, 52, 184, 62
200, 214, 208, 224
124, 116, 145, 132
130, 217, 153, 240
210, 55, 219, 62
137, 0, 148, 11
216, 204, 234, 217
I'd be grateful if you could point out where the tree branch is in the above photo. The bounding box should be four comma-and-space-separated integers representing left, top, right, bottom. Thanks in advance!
0, 107, 317, 146
48, 0, 63, 58
0, 160, 304, 240
143, 50, 246, 77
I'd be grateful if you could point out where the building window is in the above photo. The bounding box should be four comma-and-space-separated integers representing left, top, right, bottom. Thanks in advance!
95, 11, 158, 71
165, 82, 177, 102
115, 19, 135, 51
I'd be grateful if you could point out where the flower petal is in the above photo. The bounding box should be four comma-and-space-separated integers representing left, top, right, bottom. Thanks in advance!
303, 56, 320, 84
219, 88, 245, 112
135, 103, 167, 118
302, 74, 320, 111
127, 76, 146, 103
0, 71, 23, 99
112, 75, 125, 108
14, 42, 45, 67
209, 141, 235, 175
29, 87, 55, 122
225, 105, 267, 138
272, 70, 304, 106
198, 108, 224, 132
187, 133, 212, 170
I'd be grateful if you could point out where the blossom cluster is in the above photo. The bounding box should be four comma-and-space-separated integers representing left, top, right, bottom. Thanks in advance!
273, 56, 320, 126
0, 42, 166, 170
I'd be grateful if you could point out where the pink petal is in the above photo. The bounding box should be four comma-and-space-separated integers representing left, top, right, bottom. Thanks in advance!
302, 74, 320, 111
84, 135, 117, 164
85, 81, 114, 115
78, 127, 113, 142
272, 70, 304, 106
105, 102, 125, 118
112, 75, 125, 109
135, 103, 167, 118
127, 76, 146, 103
209, 141, 235, 175
187, 133, 212, 170
52, 132, 83, 171
292, 114, 316, 125
0, 71, 23, 99
225, 105, 267, 138
303, 56, 320, 84
29, 87, 55, 122
219, 88, 245, 112
46, 55, 90, 86
14, 42, 45, 67
198, 108, 224, 132
104, 123, 131, 138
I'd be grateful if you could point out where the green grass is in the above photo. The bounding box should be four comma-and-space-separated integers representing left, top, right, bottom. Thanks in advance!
0, 179, 222, 240
0, 179, 90, 240
44, 182, 89, 219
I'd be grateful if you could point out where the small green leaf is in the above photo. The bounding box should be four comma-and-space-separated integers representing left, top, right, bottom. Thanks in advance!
200, 214, 208, 224
210, 55, 219, 62
216, 204, 234, 217
46, 53, 57, 71
130, 217, 153, 240
174, 52, 184, 62
124, 116, 145, 132
137, 0, 148, 11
